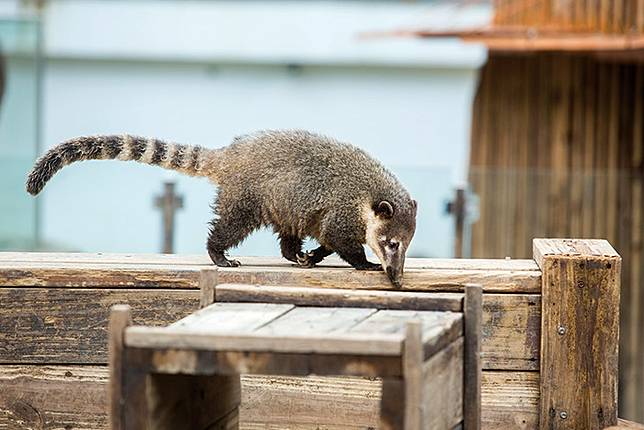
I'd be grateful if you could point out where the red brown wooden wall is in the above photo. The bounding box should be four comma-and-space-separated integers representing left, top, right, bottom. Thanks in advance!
468, 52, 643, 421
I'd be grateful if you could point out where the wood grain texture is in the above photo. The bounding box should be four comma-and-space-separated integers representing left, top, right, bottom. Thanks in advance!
0, 252, 540, 271
215, 283, 464, 311
0, 260, 541, 293
539, 247, 621, 429
0, 288, 199, 363
0, 288, 537, 369
481, 294, 541, 371
423, 338, 464, 430
0, 366, 539, 430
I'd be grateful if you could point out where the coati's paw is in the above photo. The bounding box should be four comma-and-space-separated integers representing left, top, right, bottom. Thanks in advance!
221, 259, 242, 267
209, 251, 242, 268
355, 262, 383, 271
295, 251, 316, 268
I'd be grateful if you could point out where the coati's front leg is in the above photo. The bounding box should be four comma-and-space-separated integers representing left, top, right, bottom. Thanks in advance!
296, 246, 333, 268
280, 234, 332, 267
319, 211, 382, 271
207, 191, 261, 267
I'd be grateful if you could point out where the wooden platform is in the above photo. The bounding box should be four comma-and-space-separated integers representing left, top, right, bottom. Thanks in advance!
0, 239, 623, 429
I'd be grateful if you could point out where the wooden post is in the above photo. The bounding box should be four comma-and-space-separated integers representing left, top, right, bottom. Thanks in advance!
534, 238, 621, 429
464, 284, 482, 430
404, 320, 423, 430
199, 269, 218, 308
108, 304, 132, 430
446, 188, 466, 258
154, 181, 184, 254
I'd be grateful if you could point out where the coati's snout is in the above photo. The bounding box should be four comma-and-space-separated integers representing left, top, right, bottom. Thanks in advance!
364, 199, 417, 287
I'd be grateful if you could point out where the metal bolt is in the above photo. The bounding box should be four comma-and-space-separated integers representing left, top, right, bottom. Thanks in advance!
559, 411, 568, 420
557, 326, 566, 335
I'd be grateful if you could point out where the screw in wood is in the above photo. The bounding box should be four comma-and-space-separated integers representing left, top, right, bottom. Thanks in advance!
557, 326, 566, 335
559, 411, 568, 420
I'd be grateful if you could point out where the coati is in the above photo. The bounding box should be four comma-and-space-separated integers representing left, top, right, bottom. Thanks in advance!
26, 130, 417, 287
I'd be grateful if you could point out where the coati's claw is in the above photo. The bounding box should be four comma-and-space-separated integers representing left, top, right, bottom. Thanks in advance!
296, 251, 316, 268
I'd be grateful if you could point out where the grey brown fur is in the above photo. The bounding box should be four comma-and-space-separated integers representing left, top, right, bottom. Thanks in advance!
26, 130, 417, 286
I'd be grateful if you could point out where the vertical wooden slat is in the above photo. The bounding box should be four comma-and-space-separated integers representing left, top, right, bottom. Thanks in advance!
403, 320, 422, 430
108, 304, 132, 430
199, 269, 217, 308
464, 284, 482, 430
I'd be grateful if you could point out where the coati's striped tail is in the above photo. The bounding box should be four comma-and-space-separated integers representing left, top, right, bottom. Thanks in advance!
26, 135, 211, 195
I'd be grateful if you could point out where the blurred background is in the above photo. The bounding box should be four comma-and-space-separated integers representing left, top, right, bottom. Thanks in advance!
0, 0, 642, 421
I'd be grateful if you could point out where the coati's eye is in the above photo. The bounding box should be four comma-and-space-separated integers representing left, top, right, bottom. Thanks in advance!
387, 240, 399, 251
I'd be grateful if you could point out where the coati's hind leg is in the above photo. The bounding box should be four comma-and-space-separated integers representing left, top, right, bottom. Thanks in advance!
279, 234, 302, 263
207, 192, 261, 268
296, 246, 333, 268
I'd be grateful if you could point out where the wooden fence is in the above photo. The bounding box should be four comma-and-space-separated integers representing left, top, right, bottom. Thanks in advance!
0, 239, 623, 429
468, 52, 643, 421
493, 0, 644, 33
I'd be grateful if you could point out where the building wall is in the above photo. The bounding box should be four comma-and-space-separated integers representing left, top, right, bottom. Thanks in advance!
30, 0, 487, 258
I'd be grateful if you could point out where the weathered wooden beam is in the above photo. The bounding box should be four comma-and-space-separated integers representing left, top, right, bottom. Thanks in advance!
0, 366, 538, 430
0, 258, 541, 293
0, 288, 539, 369
215, 283, 463, 311
534, 238, 621, 429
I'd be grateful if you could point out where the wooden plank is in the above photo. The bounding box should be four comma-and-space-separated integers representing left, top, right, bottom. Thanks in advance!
217, 266, 542, 293
169, 302, 295, 332
0, 252, 540, 271
481, 371, 539, 429
108, 305, 131, 430
464, 285, 482, 430
215, 284, 464, 312
254, 307, 377, 336
125, 326, 404, 356
422, 338, 464, 430
127, 347, 402, 378
348, 310, 463, 359
0, 288, 539, 369
0, 288, 199, 364
481, 293, 541, 371
0, 366, 539, 430
538, 240, 621, 429
403, 321, 422, 430
0, 261, 542, 293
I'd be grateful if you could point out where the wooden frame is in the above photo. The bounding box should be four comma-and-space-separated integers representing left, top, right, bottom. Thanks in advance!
110, 282, 481, 430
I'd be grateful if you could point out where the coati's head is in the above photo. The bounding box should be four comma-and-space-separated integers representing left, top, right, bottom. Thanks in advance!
364, 199, 417, 287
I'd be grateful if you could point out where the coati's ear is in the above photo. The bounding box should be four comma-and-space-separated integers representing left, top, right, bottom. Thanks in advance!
373, 200, 394, 219
412, 199, 418, 215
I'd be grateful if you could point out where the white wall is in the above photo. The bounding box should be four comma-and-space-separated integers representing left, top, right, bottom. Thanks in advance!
35, 1, 488, 258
